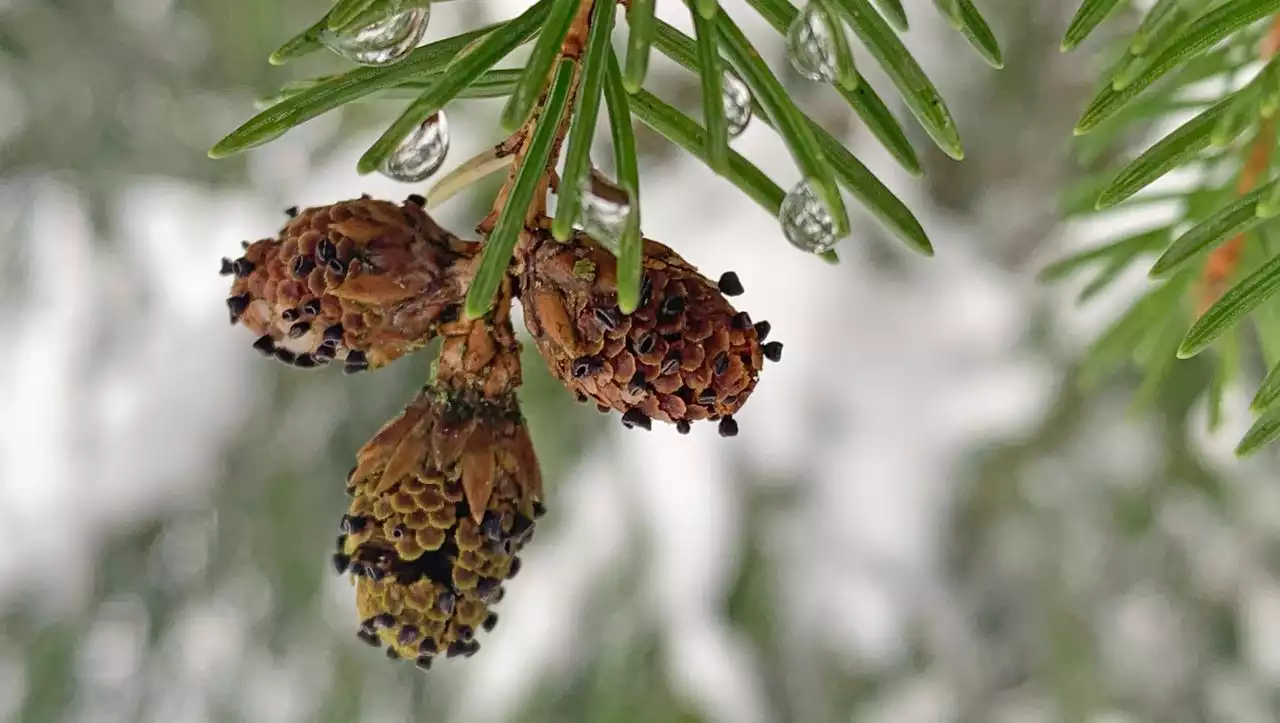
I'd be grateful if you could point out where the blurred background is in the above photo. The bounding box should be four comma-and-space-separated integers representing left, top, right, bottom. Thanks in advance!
3, 0, 1280, 721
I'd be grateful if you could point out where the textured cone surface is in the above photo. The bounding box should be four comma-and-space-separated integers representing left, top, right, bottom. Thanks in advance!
517, 231, 764, 425
338, 385, 541, 665
225, 197, 474, 372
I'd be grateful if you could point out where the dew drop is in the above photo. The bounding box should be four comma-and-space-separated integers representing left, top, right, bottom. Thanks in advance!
580, 170, 633, 255
779, 181, 840, 253
786, 4, 838, 83
321, 7, 430, 67
381, 112, 450, 183
722, 71, 753, 138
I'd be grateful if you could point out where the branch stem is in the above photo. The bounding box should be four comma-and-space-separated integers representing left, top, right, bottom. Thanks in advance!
1198, 14, 1280, 312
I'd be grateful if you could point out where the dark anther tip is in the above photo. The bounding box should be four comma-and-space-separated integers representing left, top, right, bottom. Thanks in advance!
753, 320, 771, 341
302, 298, 322, 316
717, 272, 744, 296
762, 342, 783, 363
327, 258, 346, 275
698, 391, 717, 406
436, 590, 456, 615
731, 311, 752, 330
252, 336, 275, 355
288, 321, 311, 339
718, 416, 739, 438
313, 345, 336, 362
226, 294, 250, 322
506, 557, 522, 579
481, 513, 503, 541
323, 324, 344, 343
232, 258, 255, 278
406, 194, 426, 207
482, 613, 499, 632
364, 565, 385, 582
336, 534, 348, 551
455, 625, 475, 643
676, 420, 692, 435
219, 257, 234, 276
385, 648, 400, 660
713, 352, 729, 376
285, 206, 298, 217
571, 356, 602, 379
343, 350, 369, 374
660, 295, 687, 316
273, 349, 298, 365
636, 332, 656, 355
660, 356, 680, 376
356, 628, 381, 647
340, 515, 368, 534
291, 255, 315, 277
331, 553, 351, 574
621, 409, 652, 431
398, 626, 420, 645
316, 238, 336, 263
532, 500, 547, 518
476, 577, 502, 601
282, 307, 300, 322
415, 655, 433, 672
594, 307, 620, 330
628, 371, 648, 395
374, 613, 395, 629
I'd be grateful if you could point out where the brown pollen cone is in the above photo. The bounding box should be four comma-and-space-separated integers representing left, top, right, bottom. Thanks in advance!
223, 196, 477, 373
334, 283, 543, 668
516, 230, 768, 434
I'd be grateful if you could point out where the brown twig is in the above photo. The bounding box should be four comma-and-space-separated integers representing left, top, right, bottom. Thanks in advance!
435, 276, 523, 398
1196, 15, 1280, 312
476, 0, 596, 238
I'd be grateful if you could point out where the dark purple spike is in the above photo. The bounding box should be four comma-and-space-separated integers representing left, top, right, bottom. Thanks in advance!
762, 342, 783, 362
621, 409, 652, 431
316, 238, 336, 263
753, 320, 771, 341
718, 416, 739, 438
227, 294, 250, 323
713, 352, 729, 376
331, 553, 351, 574
219, 257, 235, 276
717, 272, 744, 296
291, 255, 315, 277
252, 336, 275, 356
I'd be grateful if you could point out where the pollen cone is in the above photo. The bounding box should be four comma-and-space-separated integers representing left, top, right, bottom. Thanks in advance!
333, 281, 542, 668
516, 230, 770, 434
223, 196, 476, 373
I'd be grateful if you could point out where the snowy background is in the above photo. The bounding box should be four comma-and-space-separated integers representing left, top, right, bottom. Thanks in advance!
2, 1, 1279, 722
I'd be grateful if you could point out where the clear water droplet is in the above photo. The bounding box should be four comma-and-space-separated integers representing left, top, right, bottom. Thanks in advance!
779, 181, 839, 253
321, 7, 430, 67
722, 71, 753, 138
381, 112, 450, 183
580, 171, 633, 255
786, 4, 838, 83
